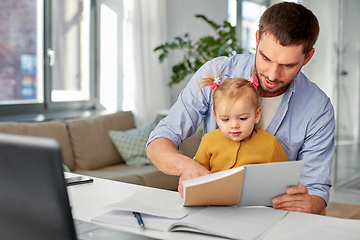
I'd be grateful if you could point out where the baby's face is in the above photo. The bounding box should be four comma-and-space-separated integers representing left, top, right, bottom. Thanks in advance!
214, 97, 261, 142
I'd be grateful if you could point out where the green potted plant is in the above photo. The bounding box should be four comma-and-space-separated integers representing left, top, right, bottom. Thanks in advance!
154, 14, 242, 86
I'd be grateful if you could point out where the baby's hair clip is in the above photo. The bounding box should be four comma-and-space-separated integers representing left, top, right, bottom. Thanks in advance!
252, 75, 259, 87
208, 76, 221, 91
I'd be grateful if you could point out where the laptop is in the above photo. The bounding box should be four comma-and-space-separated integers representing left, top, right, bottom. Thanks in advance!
0, 132, 153, 240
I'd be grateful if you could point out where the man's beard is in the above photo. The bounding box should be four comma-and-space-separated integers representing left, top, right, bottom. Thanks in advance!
253, 59, 300, 96
257, 73, 288, 95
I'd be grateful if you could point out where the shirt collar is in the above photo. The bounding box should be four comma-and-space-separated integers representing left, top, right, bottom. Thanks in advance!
283, 73, 297, 102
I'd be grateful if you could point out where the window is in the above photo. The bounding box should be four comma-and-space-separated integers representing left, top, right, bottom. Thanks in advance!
228, 0, 237, 27
228, 0, 268, 54
241, 1, 267, 53
0, 0, 41, 105
0, 0, 95, 116
49, 0, 91, 103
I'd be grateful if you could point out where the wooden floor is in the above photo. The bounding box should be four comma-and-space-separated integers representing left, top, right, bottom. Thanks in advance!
325, 202, 360, 219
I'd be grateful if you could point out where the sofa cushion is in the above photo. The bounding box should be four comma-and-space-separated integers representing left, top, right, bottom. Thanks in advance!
66, 111, 136, 170
0, 120, 75, 170
74, 164, 179, 191
108, 118, 156, 166
179, 131, 202, 158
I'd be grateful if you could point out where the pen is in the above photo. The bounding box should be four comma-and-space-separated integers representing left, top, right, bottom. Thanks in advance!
133, 212, 145, 228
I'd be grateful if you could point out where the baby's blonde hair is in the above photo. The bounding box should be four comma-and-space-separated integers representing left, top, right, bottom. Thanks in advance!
198, 72, 260, 113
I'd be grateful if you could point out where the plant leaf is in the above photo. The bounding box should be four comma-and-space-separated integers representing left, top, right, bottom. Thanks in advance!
195, 14, 220, 30
155, 14, 244, 86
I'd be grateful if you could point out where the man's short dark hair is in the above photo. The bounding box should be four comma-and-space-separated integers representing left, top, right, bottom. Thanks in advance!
259, 2, 319, 55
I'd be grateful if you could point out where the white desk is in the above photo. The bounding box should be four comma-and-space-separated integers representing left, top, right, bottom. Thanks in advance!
66, 173, 360, 240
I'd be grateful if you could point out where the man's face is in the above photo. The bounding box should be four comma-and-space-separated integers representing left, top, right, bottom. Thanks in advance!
255, 32, 314, 97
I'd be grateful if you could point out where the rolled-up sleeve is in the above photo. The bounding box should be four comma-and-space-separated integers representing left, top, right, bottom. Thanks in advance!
147, 60, 217, 148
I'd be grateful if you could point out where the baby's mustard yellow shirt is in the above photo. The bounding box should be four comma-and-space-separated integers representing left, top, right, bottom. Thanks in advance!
194, 129, 288, 173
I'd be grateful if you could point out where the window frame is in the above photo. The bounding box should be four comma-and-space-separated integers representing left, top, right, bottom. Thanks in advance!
235, 0, 269, 51
0, 0, 97, 117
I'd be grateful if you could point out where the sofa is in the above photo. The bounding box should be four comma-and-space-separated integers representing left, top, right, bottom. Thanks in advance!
0, 111, 201, 191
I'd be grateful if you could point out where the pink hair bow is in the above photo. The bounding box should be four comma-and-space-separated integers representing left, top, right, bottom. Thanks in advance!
252, 75, 259, 87
208, 76, 221, 91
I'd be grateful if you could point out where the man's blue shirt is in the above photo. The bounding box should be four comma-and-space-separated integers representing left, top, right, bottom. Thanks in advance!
148, 54, 335, 203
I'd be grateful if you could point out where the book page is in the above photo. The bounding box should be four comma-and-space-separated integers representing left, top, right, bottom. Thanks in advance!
170, 206, 288, 239
240, 161, 304, 207
183, 166, 244, 187
183, 166, 245, 206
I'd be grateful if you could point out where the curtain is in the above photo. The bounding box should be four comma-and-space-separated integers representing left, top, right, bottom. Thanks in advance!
122, 0, 170, 127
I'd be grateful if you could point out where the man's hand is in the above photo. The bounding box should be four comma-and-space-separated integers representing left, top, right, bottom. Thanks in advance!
272, 185, 326, 214
178, 161, 210, 198
147, 138, 210, 198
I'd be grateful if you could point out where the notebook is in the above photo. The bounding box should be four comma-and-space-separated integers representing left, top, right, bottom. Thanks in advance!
0, 132, 153, 240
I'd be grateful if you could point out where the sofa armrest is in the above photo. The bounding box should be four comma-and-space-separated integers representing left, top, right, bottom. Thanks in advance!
0, 120, 76, 170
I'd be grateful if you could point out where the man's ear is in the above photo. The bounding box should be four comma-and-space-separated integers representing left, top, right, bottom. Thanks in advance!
303, 48, 315, 66
255, 30, 260, 48
255, 107, 262, 124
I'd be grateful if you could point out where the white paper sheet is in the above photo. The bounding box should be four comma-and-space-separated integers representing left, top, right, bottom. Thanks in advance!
104, 191, 201, 219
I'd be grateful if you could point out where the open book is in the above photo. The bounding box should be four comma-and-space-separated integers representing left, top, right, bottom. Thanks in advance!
183, 161, 304, 207
92, 206, 288, 240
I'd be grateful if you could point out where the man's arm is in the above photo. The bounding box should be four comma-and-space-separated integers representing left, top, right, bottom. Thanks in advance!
272, 185, 326, 214
146, 138, 210, 197
271, 91, 334, 214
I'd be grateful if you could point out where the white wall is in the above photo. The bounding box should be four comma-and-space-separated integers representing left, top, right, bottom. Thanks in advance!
165, 0, 228, 104
301, 0, 338, 102
96, 0, 124, 112
302, 0, 360, 143
337, 0, 360, 143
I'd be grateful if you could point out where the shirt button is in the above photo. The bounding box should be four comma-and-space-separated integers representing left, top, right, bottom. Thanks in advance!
234, 142, 239, 147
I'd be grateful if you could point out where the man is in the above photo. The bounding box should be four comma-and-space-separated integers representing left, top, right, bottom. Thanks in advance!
147, 2, 335, 214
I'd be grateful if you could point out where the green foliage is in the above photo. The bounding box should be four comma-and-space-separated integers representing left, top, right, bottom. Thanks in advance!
154, 14, 242, 86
